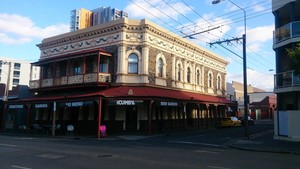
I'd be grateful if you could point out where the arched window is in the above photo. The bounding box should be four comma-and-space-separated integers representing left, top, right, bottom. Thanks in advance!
217, 76, 221, 89
128, 53, 138, 74
196, 69, 200, 85
177, 64, 181, 81
187, 67, 191, 83
208, 73, 212, 88
157, 58, 163, 77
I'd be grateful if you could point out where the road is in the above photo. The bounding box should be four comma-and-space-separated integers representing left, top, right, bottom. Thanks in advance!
0, 121, 299, 169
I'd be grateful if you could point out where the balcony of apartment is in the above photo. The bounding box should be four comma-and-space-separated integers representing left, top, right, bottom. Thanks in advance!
30, 51, 112, 90
273, 21, 300, 49
274, 70, 300, 93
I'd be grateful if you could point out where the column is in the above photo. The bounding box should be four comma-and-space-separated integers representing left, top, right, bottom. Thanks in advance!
142, 44, 149, 83
116, 43, 126, 83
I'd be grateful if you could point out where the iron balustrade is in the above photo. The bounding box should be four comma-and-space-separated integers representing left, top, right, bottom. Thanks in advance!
29, 72, 111, 89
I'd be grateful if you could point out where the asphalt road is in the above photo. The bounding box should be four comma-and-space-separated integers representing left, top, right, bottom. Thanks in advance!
1, 121, 299, 169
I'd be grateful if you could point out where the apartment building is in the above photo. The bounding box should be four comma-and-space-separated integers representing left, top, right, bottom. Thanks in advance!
70, 6, 128, 32
273, 0, 300, 141
4, 18, 232, 137
0, 57, 40, 90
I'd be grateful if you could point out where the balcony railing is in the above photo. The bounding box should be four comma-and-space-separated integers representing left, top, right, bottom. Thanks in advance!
273, 21, 300, 44
30, 72, 111, 89
274, 70, 300, 88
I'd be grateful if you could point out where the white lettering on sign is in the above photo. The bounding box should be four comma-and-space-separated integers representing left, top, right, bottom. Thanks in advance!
160, 102, 178, 106
66, 102, 84, 107
35, 104, 48, 108
116, 100, 135, 105
9, 105, 24, 109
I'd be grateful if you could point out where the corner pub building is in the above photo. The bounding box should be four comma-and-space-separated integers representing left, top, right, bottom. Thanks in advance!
3, 19, 234, 137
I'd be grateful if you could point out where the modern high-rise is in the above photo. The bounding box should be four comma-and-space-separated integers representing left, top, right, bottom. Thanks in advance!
70, 7, 128, 32
70, 8, 93, 32
273, 0, 300, 141
92, 7, 128, 26
0, 57, 40, 91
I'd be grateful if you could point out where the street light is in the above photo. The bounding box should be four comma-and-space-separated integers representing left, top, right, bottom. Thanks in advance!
212, 0, 248, 137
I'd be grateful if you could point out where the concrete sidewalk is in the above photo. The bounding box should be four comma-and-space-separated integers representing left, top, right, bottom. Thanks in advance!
227, 129, 300, 155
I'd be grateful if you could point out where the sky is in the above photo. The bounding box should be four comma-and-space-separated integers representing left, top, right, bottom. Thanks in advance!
0, 0, 275, 91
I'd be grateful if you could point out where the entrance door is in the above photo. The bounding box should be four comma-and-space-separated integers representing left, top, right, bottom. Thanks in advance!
126, 106, 137, 132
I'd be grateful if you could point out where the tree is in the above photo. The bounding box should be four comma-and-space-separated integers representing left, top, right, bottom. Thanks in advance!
287, 43, 300, 75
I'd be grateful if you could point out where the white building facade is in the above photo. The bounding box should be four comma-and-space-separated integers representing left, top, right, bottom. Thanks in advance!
0, 57, 40, 90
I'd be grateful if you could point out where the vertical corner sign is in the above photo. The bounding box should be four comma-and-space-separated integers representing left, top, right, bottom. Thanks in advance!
53, 102, 56, 111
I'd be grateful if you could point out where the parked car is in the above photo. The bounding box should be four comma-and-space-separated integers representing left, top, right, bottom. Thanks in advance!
220, 116, 242, 127
239, 116, 255, 126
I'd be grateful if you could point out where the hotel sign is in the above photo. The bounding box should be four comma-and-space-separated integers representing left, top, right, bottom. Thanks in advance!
110, 100, 143, 106
9, 105, 24, 109
160, 102, 178, 106
35, 104, 48, 109
65, 102, 84, 107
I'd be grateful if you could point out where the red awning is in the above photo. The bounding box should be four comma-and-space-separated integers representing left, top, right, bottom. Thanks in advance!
97, 86, 233, 104
20, 86, 233, 105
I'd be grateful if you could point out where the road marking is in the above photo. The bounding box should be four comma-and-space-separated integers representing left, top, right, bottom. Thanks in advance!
0, 143, 17, 147
37, 153, 64, 159
168, 141, 221, 147
195, 150, 220, 154
11, 165, 32, 169
208, 166, 231, 169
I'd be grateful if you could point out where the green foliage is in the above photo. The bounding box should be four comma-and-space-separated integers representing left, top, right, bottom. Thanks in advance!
287, 43, 300, 75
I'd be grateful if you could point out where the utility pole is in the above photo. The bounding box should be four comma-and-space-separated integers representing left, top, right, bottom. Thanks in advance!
3, 61, 11, 102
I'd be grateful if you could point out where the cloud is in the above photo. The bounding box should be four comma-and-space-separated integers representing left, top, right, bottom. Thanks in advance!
227, 69, 274, 91
235, 24, 274, 52
0, 13, 69, 45
124, 0, 192, 20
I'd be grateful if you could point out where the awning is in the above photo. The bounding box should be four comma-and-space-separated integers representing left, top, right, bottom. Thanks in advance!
97, 86, 233, 104
20, 86, 233, 105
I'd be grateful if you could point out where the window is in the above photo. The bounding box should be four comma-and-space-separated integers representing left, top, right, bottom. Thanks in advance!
177, 64, 181, 81
157, 58, 163, 77
187, 67, 191, 83
14, 63, 21, 70
13, 71, 20, 78
128, 53, 138, 74
70, 58, 83, 75
100, 56, 109, 73
208, 73, 212, 88
13, 78, 19, 85
196, 69, 200, 85
217, 76, 221, 89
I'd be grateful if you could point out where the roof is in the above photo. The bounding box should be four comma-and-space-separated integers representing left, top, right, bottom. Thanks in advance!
19, 86, 233, 105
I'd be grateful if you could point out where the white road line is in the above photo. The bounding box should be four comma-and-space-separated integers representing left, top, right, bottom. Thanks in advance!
11, 165, 32, 169
208, 166, 231, 169
195, 150, 220, 154
168, 141, 221, 147
0, 143, 17, 147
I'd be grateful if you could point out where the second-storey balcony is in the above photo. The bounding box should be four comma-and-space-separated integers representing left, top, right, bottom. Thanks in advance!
273, 21, 300, 47
274, 70, 300, 93
30, 72, 111, 89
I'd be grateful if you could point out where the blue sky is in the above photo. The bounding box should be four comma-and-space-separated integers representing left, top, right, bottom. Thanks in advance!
0, 0, 275, 91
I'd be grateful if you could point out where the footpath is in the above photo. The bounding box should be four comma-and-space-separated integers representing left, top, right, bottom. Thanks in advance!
227, 129, 300, 155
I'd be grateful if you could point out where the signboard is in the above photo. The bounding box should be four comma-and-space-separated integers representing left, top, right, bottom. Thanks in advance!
35, 103, 48, 109
65, 102, 84, 107
160, 102, 178, 106
8, 105, 24, 109
109, 100, 143, 106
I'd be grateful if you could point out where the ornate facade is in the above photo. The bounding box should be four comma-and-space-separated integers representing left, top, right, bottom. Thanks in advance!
3, 19, 232, 137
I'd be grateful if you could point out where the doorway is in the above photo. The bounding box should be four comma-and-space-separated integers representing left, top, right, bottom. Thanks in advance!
125, 106, 137, 132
